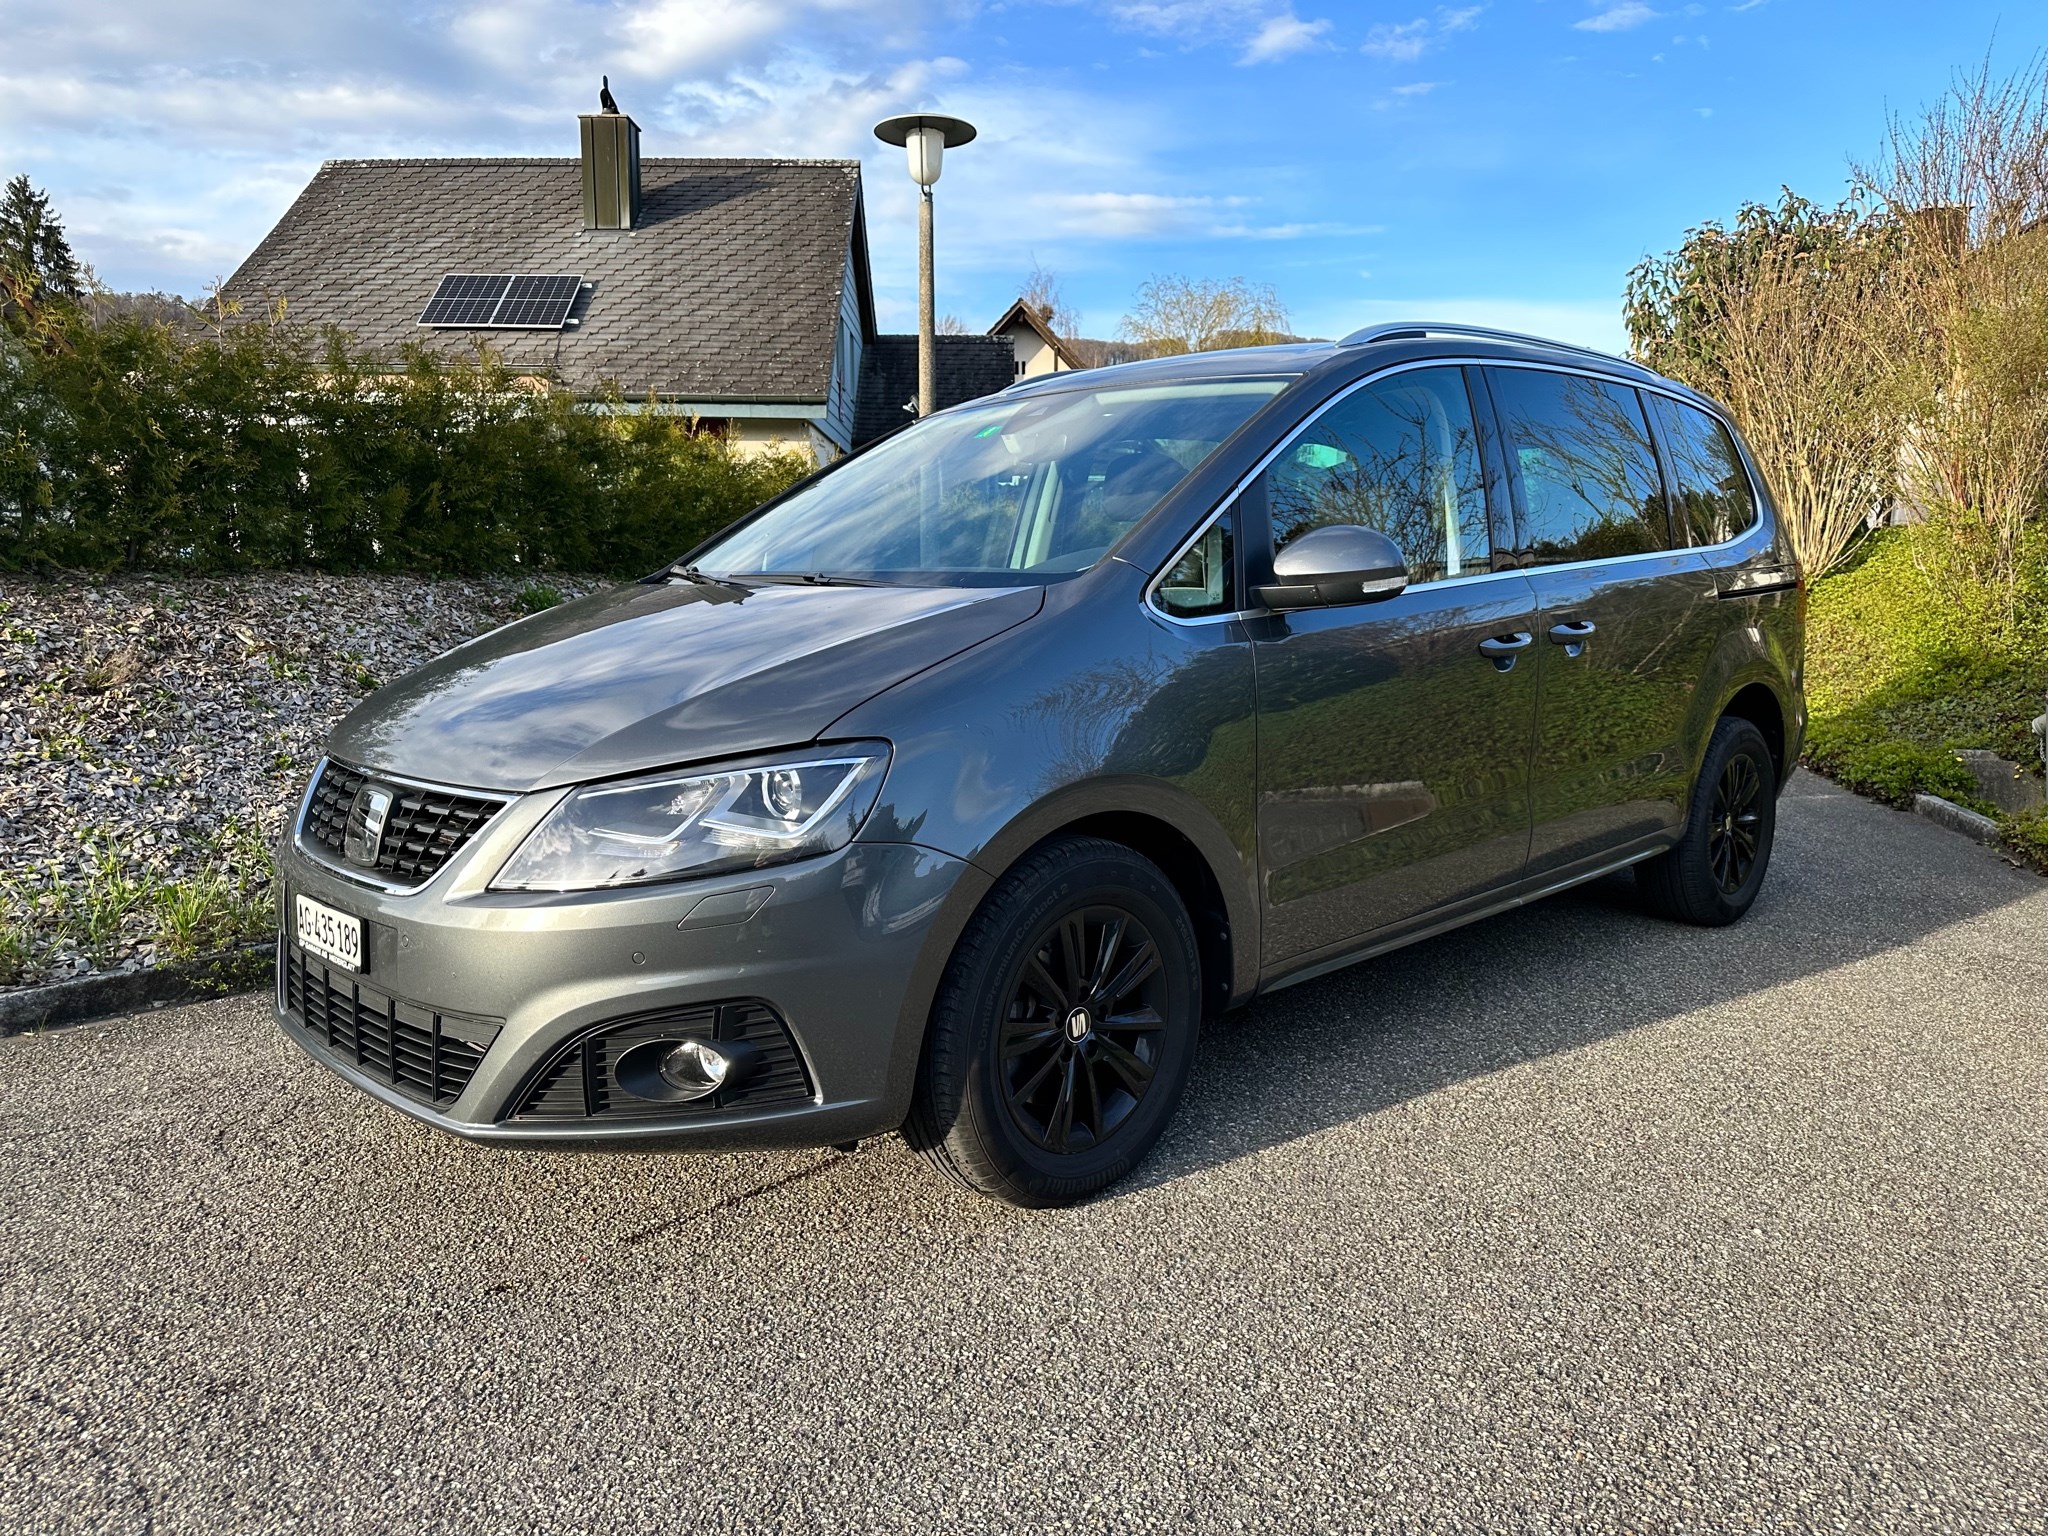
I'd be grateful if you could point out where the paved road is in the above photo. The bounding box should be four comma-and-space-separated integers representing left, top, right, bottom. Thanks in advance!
4, 772, 2045, 1535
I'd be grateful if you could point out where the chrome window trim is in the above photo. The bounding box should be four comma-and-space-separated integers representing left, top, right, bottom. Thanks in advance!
291, 755, 517, 896
1141, 354, 1771, 627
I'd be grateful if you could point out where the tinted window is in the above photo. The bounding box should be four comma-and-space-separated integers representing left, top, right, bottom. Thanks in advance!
1265, 366, 1489, 584
698, 379, 1289, 581
1154, 514, 1235, 618
1648, 394, 1758, 547
1488, 368, 1670, 564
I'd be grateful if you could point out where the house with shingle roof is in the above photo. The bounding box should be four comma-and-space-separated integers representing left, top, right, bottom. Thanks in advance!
223, 108, 1024, 461
989, 297, 1083, 379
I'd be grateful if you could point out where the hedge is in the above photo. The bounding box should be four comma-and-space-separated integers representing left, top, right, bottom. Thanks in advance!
0, 304, 811, 577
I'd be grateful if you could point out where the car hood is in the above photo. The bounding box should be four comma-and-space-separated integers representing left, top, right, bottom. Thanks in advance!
327, 578, 1045, 792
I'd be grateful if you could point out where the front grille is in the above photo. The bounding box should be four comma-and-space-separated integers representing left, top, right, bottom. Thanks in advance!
301, 759, 504, 887
280, 943, 502, 1106
512, 1001, 812, 1122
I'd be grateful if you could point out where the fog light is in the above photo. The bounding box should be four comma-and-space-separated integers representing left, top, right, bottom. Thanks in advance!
659, 1038, 732, 1099
611, 1034, 767, 1106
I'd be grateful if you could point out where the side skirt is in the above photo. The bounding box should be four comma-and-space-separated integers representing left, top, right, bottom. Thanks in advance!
1255, 835, 1674, 997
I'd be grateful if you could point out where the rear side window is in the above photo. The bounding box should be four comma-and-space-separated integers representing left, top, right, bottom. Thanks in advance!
1487, 367, 1670, 564
1264, 366, 1489, 584
1648, 395, 1759, 547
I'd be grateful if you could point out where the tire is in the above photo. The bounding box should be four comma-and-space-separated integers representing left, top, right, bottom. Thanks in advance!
1636, 715, 1778, 926
905, 836, 1202, 1208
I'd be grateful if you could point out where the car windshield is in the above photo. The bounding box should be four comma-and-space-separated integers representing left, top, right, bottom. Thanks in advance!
692, 378, 1292, 583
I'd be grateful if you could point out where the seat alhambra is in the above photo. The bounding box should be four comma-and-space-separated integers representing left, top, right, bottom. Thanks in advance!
274, 322, 1804, 1207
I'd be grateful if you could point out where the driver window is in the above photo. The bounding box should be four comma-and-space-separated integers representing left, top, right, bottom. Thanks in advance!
1264, 366, 1489, 584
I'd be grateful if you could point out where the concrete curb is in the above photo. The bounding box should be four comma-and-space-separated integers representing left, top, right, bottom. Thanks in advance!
0, 943, 271, 1037
1913, 792, 2003, 848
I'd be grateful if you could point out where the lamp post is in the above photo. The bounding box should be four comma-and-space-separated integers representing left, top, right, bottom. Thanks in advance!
873, 113, 977, 417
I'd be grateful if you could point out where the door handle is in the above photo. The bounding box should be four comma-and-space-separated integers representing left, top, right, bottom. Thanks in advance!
1549, 619, 1596, 658
1477, 631, 1534, 671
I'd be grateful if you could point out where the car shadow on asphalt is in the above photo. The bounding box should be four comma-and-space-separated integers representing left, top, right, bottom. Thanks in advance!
1124, 775, 2045, 1198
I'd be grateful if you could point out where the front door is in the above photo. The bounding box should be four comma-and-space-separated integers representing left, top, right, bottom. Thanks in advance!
1250, 365, 1539, 966
1480, 364, 1724, 875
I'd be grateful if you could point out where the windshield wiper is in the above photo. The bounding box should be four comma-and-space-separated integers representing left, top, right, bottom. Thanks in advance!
752, 572, 880, 588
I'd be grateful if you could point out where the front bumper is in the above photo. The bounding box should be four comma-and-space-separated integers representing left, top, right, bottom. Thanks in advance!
271, 795, 971, 1149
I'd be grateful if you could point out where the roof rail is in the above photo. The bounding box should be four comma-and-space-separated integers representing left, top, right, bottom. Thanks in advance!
1336, 320, 1637, 369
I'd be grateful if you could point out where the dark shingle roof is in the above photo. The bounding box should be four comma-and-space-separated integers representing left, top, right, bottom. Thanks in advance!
853, 334, 1017, 447
222, 157, 865, 401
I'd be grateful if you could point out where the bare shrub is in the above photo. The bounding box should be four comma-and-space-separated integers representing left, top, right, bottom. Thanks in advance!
1858, 55, 2048, 633
1626, 193, 1919, 579
1119, 274, 1290, 355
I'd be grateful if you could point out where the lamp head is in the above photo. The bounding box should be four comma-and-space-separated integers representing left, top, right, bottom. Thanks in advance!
873, 113, 977, 188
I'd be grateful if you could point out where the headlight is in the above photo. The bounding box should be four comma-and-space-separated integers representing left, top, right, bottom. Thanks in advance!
491, 746, 890, 891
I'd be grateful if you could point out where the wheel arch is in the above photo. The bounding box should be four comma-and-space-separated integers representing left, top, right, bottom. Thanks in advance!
969, 778, 1256, 1018
875, 779, 1257, 1130
1053, 810, 1238, 1028
1719, 680, 1789, 785
1683, 615, 1802, 800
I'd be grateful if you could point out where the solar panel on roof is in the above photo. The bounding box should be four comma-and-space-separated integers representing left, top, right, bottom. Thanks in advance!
493, 274, 583, 329
417, 273, 583, 329
419, 273, 513, 327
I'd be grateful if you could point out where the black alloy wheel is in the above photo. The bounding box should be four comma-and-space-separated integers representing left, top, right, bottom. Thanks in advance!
1707, 752, 1764, 895
1636, 714, 1778, 926
907, 835, 1202, 1207
998, 906, 1168, 1155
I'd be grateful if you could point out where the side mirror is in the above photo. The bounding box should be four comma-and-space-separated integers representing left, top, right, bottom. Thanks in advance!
1254, 525, 1409, 612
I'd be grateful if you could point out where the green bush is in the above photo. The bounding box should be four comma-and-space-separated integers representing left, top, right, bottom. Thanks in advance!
2004, 807, 2048, 872
0, 303, 811, 577
511, 582, 564, 614
1803, 714, 1981, 808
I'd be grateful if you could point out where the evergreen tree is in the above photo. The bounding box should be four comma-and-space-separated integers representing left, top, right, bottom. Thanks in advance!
0, 174, 83, 305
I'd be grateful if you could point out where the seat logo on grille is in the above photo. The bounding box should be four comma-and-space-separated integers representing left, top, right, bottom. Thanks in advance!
344, 784, 395, 868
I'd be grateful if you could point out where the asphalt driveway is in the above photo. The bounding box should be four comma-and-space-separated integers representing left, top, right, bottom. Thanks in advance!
3, 771, 2045, 1535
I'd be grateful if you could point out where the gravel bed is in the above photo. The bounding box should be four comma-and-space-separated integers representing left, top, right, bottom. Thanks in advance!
0, 573, 615, 991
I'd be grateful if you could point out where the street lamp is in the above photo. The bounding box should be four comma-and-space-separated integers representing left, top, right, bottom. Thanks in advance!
873, 112, 977, 417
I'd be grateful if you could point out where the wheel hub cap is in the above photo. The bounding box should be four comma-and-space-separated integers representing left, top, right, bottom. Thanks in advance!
1063, 1007, 1094, 1043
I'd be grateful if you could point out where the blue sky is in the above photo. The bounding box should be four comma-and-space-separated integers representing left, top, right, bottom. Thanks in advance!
0, 0, 2036, 349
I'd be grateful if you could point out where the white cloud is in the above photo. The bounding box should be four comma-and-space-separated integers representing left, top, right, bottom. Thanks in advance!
1037, 191, 1242, 237
1373, 80, 1446, 109
1100, 0, 1337, 63
1030, 191, 1375, 243
1239, 12, 1333, 64
1103, 0, 1268, 36
1362, 19, 1431, 60
1574, 2, 1659, 32
0, 0, 1030, 298
1362, 5, 1483, 61
1211, 219, 1385, 239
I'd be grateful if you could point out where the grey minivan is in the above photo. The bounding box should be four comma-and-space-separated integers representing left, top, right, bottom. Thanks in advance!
274, 322, 1804, 1207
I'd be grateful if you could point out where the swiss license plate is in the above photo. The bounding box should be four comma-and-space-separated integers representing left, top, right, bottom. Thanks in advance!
294, 894, 362, 973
